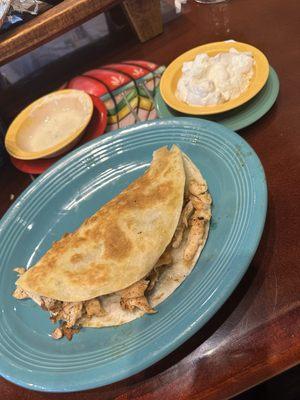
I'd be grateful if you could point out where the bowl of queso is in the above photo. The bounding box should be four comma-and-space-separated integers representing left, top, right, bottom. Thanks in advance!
5, 89, 94, 160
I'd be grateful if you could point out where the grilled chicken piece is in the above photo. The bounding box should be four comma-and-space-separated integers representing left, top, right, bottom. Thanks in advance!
120, 279, 149, 299
182, 201, 194, 227
41, 297, 63, 314
189, 180, 207, 197
122, 296, 156, 314
189, 195, 211, 221
199, 192, 212, 205
189, 194, 204, 211
120, 280, 155, 313
184, 211, 206, 261
59, 302, 83, 328
84, 298, 105, 317
61, 323, 80, 341
172, 201, 194, 248
51, 327, 63, 340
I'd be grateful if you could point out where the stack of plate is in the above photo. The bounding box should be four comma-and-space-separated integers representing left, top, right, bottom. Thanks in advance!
157, 41, 279, 131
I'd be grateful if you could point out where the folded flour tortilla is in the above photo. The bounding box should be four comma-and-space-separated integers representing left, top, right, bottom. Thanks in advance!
13, 145, 212, 339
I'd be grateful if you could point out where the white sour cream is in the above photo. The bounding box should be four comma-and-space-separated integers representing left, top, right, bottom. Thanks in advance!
176, 48, 254, 106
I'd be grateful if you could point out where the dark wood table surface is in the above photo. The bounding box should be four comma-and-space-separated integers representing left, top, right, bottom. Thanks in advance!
0, 0, 299, 399
0, 0, 163, 66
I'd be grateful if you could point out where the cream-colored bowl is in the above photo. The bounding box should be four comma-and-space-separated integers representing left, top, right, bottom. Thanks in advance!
5, 89, 94, 160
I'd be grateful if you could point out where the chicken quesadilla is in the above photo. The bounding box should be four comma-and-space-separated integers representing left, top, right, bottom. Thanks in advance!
13, 145, 212, 340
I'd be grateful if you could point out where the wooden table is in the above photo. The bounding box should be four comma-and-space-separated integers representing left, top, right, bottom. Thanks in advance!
0, 0, 163, 65
0, 0, 299, 398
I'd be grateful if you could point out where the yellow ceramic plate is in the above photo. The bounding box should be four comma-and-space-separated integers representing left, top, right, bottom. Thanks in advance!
160, 41, 270, 115
5, 89, 93, 160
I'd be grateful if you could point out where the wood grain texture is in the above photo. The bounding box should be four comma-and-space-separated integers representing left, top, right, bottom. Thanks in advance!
123, 0, 163, 42
0, 0, 120, 66
0, 0, 163, 66
0, 0, 300, 398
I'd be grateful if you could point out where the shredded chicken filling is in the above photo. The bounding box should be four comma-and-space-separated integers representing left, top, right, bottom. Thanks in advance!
120, 279, 156, 314
173, 180, 211, 261
46, 298, 104, 340
13, 179, 211, 339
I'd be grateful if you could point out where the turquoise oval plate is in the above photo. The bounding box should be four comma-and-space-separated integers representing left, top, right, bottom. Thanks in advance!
0, 118, 267, 392
155, 67, 279, 131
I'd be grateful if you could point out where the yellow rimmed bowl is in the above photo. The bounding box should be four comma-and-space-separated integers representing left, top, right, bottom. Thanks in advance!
160, 41, 270, 115
5, 89, 94, 160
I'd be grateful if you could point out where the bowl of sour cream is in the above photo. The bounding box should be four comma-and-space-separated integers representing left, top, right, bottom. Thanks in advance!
160, 41, 269, 115
5, 89, 94, 160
